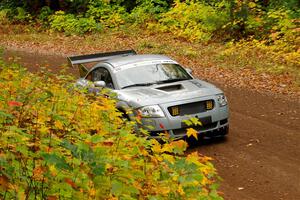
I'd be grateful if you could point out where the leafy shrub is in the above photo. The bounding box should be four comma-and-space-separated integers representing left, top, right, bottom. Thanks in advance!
14, 7, 32, 23
86, 1, 127, 28
37, 6, 53, 24
152, 0, 230, 41
0, 62, 222, 199
49, 11, 101, 35
0, 8, 10, 24
265, 9, 299, 45
129, 0, 169, 24
0, 7, 31, 24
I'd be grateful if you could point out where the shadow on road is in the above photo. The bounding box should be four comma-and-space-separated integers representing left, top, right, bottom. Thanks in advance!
186, 136, 228, 149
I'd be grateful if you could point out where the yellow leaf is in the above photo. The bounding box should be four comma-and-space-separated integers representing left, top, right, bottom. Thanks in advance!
177, 185, 185, 196
54, 120, 63, 129
105, 163, 112, 170
186, 128, 198, 140
162, 154, 175, 164
161, 143, 174, 153
172, 175, 179, 181
186, 152, 202, 166
248, 2, 256, 8
49, 165, 57, 177
155, 154, 163, 162
170, 140, 188, 152
157, 186, 170, 196
151, 139, 162, 153
39, 126, 49, 134
140, 147, 149, 156
88, 188, 96, 197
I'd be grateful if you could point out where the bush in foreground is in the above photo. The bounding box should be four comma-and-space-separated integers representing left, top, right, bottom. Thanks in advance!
0, 61, 222, 199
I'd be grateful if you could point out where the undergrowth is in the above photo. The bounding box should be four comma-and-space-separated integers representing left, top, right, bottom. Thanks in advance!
0, 60, 222, 199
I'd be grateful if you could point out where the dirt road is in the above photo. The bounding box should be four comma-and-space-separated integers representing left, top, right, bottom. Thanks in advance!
193, 87, 300, 200
2, 49, 300, 200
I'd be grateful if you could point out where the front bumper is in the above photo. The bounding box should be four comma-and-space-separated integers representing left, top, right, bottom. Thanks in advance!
140, 97, 229, 139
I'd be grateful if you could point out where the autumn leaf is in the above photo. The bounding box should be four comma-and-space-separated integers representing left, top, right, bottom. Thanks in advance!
139, 146, 149, 156
162, 154, 175, 164
186, 128, 198, 140
177, 185, 185, 196
33, 166, 46, 181
49, 165, 57, 177
54, 120, 64, 129
102, 140, 114, 146
47, 196, 58, 200
8, 101, 22, 107
0, 175, 10, 190
64, 178, 77, 189
88, 188, 96, 197
190, 117, 202, 126
151, 139, 162, 153
170, 140, 188, 154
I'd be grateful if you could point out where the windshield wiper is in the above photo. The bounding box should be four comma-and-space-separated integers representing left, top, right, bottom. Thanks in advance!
121, 78, 190, 89
122, 82, 156, 89
156, 78, 190, 84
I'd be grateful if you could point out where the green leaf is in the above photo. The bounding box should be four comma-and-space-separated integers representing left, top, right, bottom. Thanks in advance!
37, 90, 54, 102
111, 180, 123, 196
0, 110, 14, 119
92, 164, 105, 176
90, 134, 103, 143
182, 119, 193, 126
42, 153, 72, 170
16, 145, 29, 157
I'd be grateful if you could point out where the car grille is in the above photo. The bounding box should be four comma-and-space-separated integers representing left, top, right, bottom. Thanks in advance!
172, 122, 218, 135
173, 116, 215, 135
167, 100, 214, 116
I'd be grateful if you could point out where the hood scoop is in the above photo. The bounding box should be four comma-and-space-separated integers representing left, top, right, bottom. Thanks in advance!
155, 84, 183, 92
190, 80, 202, 88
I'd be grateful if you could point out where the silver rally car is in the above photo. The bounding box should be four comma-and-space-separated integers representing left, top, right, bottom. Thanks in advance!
68, 50, 229, 139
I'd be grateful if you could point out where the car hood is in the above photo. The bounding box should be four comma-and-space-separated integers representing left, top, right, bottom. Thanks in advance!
115, 79, 223, 108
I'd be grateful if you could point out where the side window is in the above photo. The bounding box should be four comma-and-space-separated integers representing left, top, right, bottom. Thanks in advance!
89, 68, 114, 89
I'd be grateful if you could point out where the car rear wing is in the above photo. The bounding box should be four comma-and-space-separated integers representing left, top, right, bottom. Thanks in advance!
67, 49, 137, 77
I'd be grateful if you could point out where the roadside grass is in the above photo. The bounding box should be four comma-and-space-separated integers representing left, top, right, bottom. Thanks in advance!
0, 24, 299, 89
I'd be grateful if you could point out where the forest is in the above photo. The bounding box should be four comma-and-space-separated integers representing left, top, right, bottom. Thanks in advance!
1, 0, 299, 76
0, 0, 299, 42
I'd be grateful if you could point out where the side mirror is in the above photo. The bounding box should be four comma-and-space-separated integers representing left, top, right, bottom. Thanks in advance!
185, 68, 193, 74
94, 81, 106, 87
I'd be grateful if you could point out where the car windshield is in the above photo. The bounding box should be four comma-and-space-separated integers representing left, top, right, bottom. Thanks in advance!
115, 63, 192, 89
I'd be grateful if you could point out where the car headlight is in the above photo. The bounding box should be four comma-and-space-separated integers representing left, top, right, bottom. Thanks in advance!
138, 105, 165, 118
217, 94, 227, 107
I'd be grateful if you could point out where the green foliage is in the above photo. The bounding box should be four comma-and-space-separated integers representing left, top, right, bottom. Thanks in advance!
86, 1, 127, 28
14, 7, 31, 23
0, 7, 31, 24
0, 9, 10, 24
0, 61, 222, 199
265, 9, 299, 45
129, 0, 169, 24
49, 11, 101, 35
0, 0, 299, 45
0, 0, 299, 79
37, 6, 53, 24
152, 0, 230, 41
